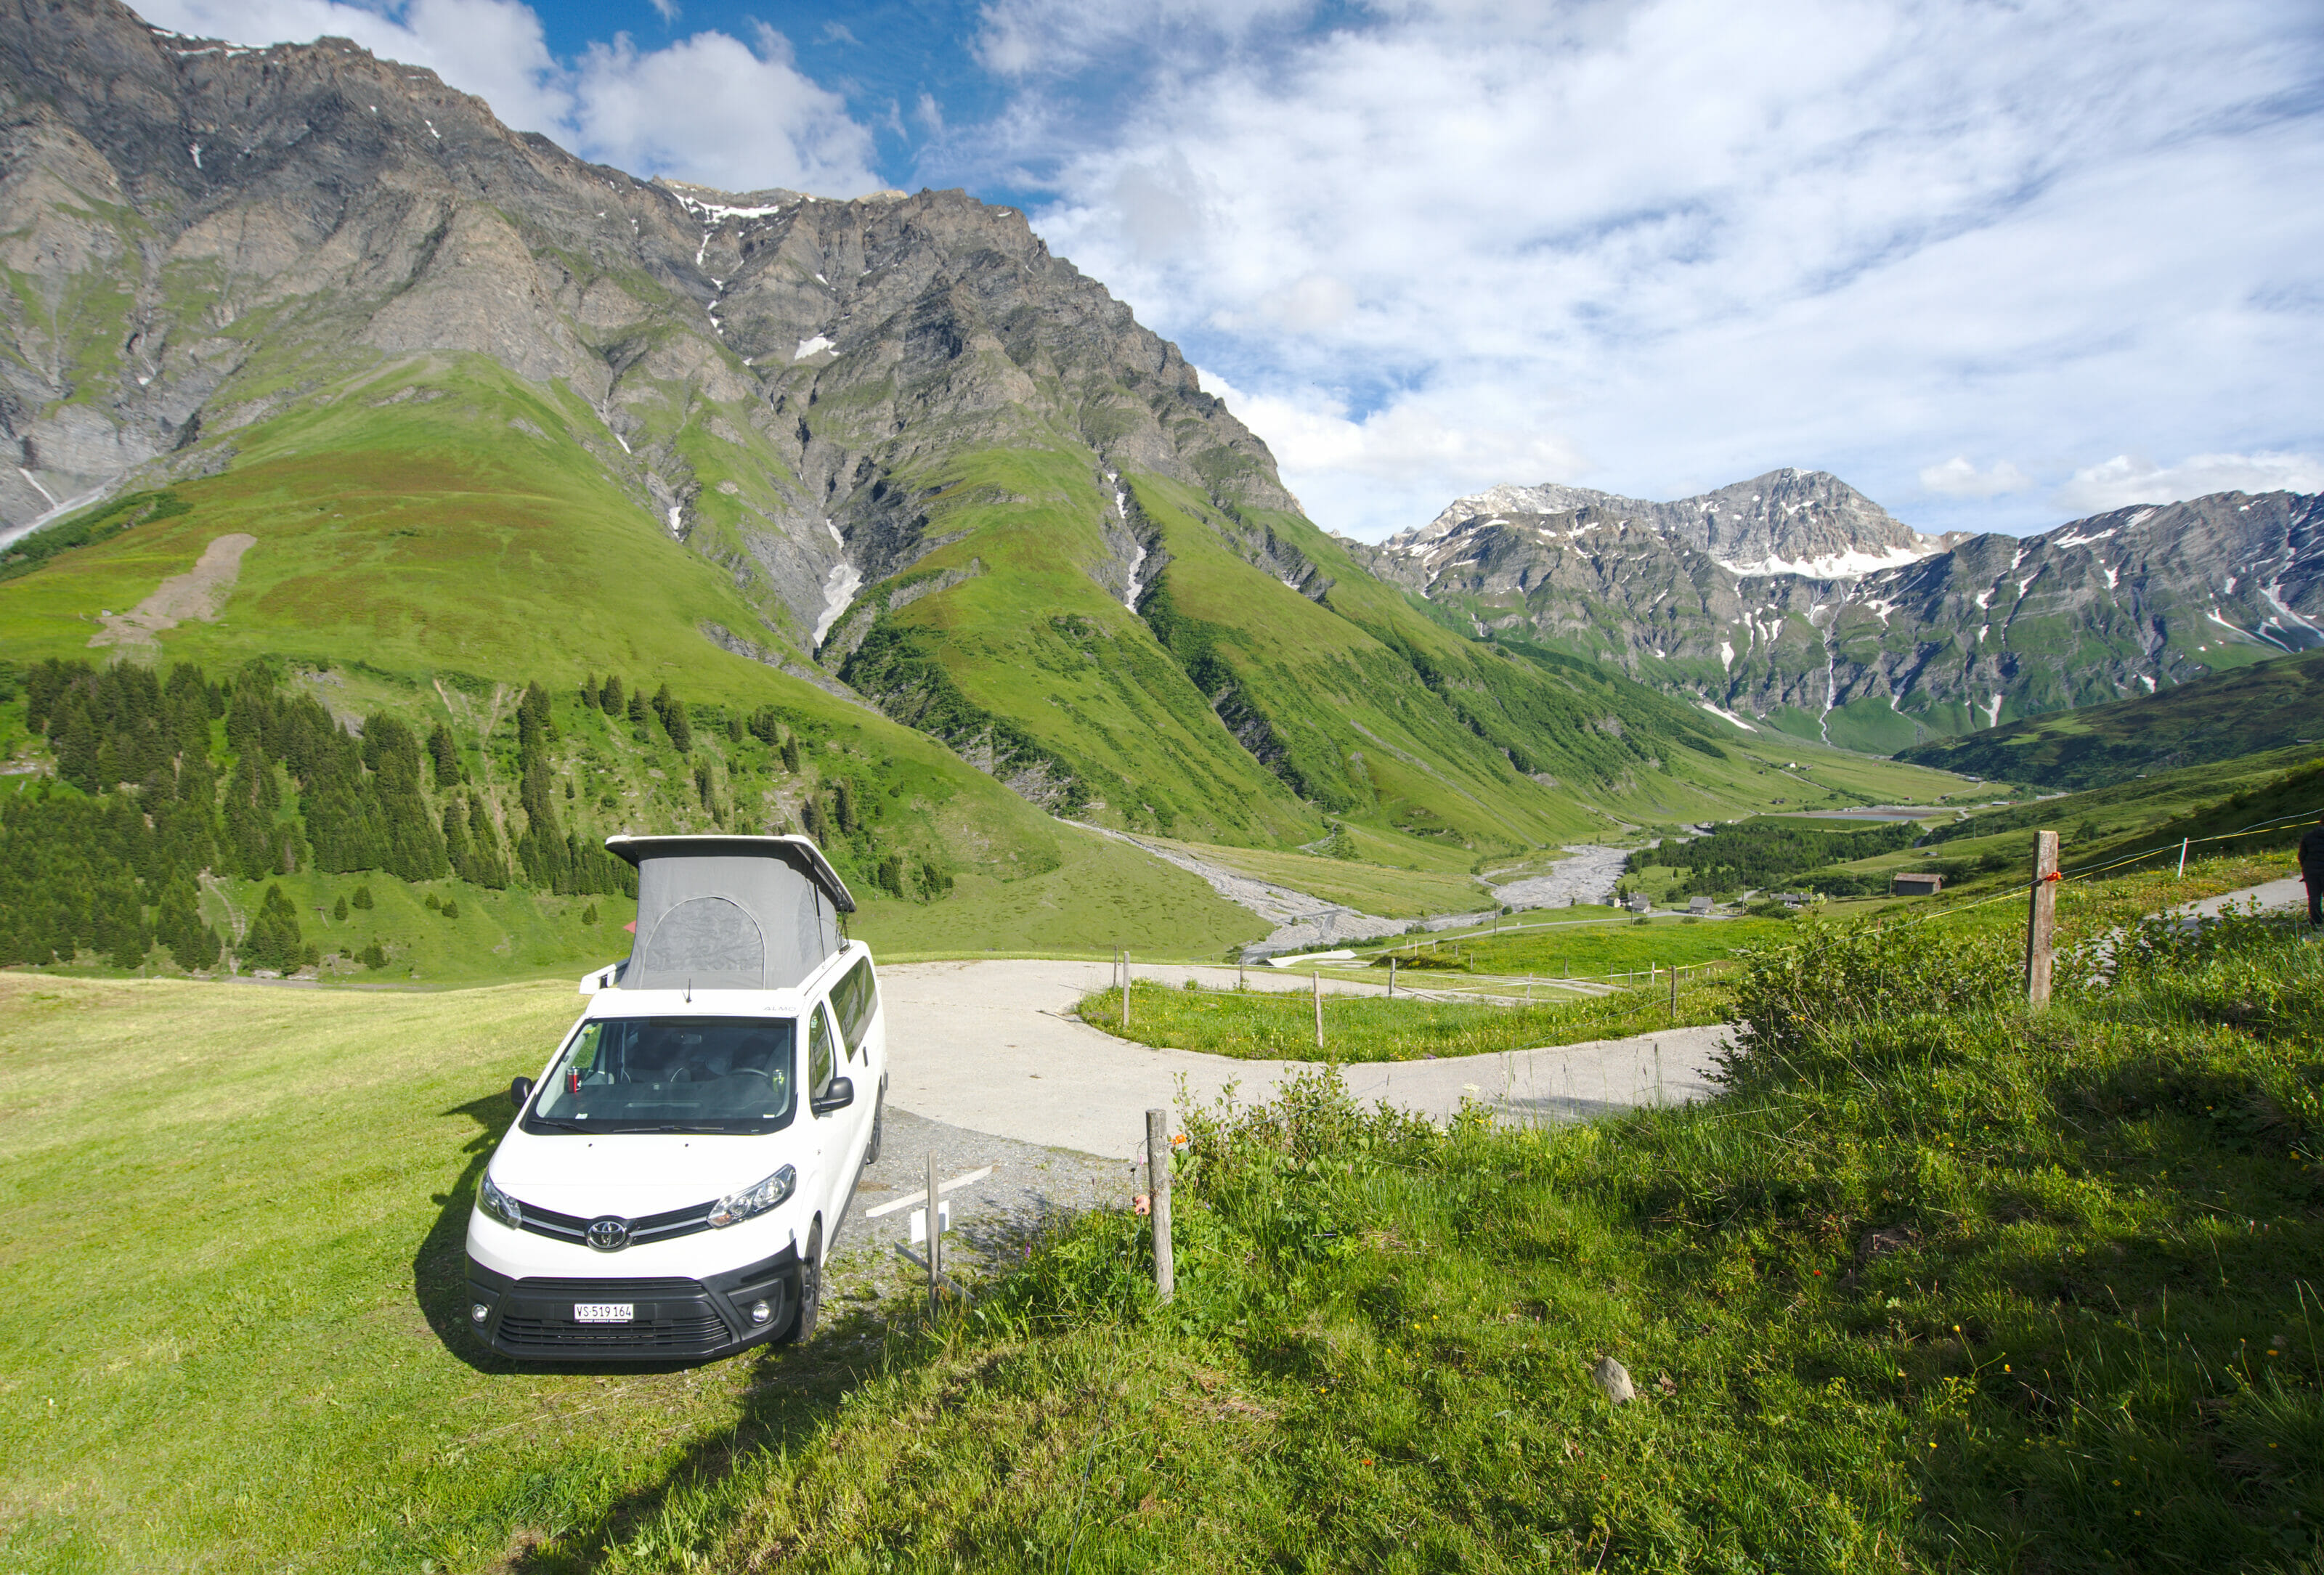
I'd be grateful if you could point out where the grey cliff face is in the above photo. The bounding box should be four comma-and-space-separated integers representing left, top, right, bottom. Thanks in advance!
1377, 468, 1941, 577
1370, 467, 2324, 750
0, 0, 1297, 651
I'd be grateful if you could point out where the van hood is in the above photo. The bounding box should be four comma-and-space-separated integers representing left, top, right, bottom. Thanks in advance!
487, 1130, 785, 1217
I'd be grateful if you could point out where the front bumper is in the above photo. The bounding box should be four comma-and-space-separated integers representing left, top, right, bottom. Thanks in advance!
466, 1242, 802, 1362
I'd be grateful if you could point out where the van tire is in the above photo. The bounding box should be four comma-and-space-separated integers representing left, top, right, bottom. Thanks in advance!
864, 1090, 885, 1165
778, 1221, 821, 1344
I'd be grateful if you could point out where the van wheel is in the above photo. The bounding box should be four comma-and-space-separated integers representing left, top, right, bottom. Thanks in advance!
777, 1221, 821, 1344
864, 1090, 885, 1165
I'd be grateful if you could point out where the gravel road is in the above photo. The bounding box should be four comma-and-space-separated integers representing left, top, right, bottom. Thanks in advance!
877, 958, 1729, 1161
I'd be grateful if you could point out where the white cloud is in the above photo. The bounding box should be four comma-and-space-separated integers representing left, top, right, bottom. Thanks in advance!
568, 28, 877, 193
2055, 452, 2324, 515
1198, 368, 1589, 533
973, 0, 1308, 78
137, 0, 879, 195
647, 0, 678, 23
969, 0, 2324, 538
1919, 457, 2033, 497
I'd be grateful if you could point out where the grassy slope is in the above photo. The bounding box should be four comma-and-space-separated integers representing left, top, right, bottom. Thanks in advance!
1813, 751, 2324, 903
1224, 501, 1976, 834
1074, 974, 1733, 1061
0, 359, 1263, 959
0, 972, 848, 1574
692, 865, 2324, 1571
849, 446, 1970, 855
845, 446, 1323, 846
1896, 646, 2324, 791
14, 851, 2317, 1571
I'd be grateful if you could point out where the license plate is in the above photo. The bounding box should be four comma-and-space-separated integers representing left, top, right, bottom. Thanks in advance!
573, 1302, 633, 1323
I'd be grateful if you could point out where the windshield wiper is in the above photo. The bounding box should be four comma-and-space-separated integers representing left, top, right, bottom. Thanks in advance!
524, 1116, 596, 1132
625, 1123, 740, 1134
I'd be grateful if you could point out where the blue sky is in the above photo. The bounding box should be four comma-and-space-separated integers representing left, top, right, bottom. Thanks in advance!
140, 1, 2324, 542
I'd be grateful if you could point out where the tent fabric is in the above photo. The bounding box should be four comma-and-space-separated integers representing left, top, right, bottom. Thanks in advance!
607, 836, 853, 991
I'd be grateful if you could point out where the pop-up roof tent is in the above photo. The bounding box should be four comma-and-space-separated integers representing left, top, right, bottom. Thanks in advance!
606, 835, 855, 992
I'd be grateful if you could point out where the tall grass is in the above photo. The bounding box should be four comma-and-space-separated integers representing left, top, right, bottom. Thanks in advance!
670, 899, 2323, 1571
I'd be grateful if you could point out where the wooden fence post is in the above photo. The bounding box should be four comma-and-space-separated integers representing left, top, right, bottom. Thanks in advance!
1669, 966, 1677, 1021
1146, 1107, 1174, 1303
1121, 950, 1131, 1029
2026, 829, 2060, 1009
1389, 956, 1397, 996
1312, 968, 1323, 1050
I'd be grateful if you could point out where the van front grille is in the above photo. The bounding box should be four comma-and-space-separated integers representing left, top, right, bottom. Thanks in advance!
498, 1312, 729, 1352
513, 1198, 715, 1249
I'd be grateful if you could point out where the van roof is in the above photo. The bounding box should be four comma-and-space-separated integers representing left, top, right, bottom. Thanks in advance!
606, 834, 857, 993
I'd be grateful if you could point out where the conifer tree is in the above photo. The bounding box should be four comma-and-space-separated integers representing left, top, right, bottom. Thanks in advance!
91, 870, 147, 969
466, 797, 508, 889
442, 798, 474, 882
361, 714, 448, 879
223, 752, 281, 880
652, 683, 692, 752
426, 722, 462, 789
242, 882, 304, 972
155, 875, 222, 970
600, 674, 624, 717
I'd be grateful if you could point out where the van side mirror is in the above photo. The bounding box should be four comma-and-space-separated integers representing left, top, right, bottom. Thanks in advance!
509, 1076, 533, 1110
811, 1075, 853, 1116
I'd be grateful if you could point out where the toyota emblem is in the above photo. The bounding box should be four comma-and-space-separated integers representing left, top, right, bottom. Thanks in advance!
585, 1216, 632, 1252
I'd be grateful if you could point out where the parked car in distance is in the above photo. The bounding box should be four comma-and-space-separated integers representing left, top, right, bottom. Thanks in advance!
464, 835, 886, 1361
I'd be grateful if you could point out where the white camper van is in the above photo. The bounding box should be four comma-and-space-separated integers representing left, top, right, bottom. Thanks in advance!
463, 835, 885, 1360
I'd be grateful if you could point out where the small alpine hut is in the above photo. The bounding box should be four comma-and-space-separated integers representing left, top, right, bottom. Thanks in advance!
1890, 872, 1945, 898
606, 835, 855, 992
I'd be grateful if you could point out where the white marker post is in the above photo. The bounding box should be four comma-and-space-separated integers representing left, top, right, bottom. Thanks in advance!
1145, 1108, 1174, 1303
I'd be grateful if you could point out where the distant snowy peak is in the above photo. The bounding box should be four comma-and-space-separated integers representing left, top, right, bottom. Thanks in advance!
1389, 467, 1946, 580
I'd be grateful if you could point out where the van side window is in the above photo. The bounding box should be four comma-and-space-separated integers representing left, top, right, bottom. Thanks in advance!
831, 956, 876, 1060
808, 1003, 836, 1100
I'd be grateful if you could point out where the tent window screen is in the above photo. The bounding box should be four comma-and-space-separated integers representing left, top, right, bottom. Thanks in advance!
831, 957, 877, 1059
638, 896, 764, 989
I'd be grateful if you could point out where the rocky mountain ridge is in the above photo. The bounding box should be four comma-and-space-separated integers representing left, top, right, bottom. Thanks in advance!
1377, 468, 1952, 578
0, 0, 1866, 851
0, 1, 1294, 654
1372, 466, 2324, 753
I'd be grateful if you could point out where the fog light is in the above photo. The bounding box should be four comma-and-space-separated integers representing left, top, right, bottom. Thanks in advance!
470, 1302, 490, 1324
749, 1299, 771, 1325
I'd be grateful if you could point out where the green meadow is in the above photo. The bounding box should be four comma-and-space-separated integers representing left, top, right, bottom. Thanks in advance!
1072, 973, 1734, 1062
9, 850, 2320, 1571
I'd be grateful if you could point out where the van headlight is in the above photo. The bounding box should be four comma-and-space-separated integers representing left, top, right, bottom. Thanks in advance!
478, 1171, 522, 1231
708, 1165, 795, 1228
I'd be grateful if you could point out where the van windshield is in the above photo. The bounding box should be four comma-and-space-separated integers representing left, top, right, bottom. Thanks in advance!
524, 1016, 797, 1135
